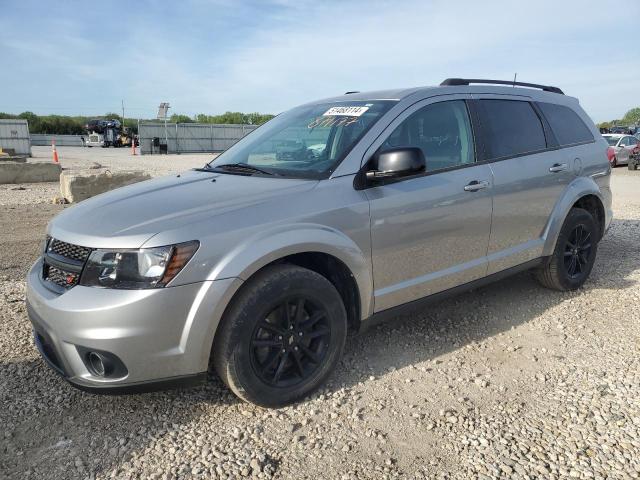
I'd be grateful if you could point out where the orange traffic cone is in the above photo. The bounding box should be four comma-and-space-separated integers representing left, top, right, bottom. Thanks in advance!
52, 139, 59, 164
131, 139, 136, 156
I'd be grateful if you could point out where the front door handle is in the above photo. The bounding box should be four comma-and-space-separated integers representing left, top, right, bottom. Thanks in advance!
549, 163, 568, 173
464, 180, 490, 192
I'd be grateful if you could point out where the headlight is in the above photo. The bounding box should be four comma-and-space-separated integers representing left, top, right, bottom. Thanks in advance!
79, 241, 199, 289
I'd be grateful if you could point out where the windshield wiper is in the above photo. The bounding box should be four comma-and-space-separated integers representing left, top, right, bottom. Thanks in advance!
209, 163, 275, 176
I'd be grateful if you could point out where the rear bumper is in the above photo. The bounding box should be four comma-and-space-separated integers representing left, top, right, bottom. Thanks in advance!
26, 258, 242, 391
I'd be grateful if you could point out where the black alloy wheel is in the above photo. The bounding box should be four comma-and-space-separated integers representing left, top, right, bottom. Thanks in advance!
213, 264, 347, 407
535, 207, 599, 291
250, 297, 331, 388
563, 224, 592, 279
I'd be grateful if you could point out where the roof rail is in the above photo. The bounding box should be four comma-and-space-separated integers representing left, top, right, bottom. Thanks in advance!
344, 91, 360, 94
440, 78, 564, 95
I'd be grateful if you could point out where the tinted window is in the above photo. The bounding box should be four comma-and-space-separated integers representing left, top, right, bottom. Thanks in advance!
381, 100, 474, 172
538, 102, 593, 146
479, 100, 546, 159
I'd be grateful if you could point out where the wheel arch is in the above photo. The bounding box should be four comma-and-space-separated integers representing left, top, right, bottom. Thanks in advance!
542, 178, 606, 256
212, 223, 372, 323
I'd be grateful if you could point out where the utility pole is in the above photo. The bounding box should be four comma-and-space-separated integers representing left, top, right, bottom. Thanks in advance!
121, 99, 125, 130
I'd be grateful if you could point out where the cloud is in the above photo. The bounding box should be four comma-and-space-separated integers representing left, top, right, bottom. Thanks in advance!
0, 0, 638, 121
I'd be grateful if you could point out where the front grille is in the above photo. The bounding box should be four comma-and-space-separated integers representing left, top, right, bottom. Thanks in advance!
48, 239, 91, 262
44, 264, 80, 288
42, 238, 91, 291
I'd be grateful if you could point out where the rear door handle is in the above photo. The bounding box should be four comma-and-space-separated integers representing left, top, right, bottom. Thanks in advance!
464, 180, 490, 192
549, 163, 568, 173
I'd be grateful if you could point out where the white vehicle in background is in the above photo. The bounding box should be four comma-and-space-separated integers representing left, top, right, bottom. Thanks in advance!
603, 134, 640, 167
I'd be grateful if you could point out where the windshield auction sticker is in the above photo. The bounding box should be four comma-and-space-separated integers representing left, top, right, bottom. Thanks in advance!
323, 106, 369, 117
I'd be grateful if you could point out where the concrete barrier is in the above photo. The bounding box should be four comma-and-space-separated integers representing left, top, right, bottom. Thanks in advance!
0, 161, 61, 184
60, 169, 151, 203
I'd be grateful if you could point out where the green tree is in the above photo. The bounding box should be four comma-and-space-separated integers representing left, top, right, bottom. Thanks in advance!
170, 114, 194, 123
622, 108, 640, 125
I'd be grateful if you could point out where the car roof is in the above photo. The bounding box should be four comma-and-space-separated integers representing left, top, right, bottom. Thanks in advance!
307, 84, 576, 106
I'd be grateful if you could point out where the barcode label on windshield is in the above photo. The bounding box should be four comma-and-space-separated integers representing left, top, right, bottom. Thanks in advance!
323, 106, 369, 117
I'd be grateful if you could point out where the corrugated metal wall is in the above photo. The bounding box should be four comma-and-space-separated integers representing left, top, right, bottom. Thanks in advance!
139, 123, 258, 154
31, 134, 85, 147
0, 119, 31, 156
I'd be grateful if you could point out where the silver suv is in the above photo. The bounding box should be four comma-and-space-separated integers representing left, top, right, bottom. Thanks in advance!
27, 78, 612, 407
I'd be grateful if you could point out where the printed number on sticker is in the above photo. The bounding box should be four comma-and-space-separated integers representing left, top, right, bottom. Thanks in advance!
323, 106, 369, 117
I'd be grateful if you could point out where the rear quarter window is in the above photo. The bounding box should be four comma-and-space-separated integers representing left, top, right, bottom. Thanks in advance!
538, 102, 594, 146
478, 100, 547, 159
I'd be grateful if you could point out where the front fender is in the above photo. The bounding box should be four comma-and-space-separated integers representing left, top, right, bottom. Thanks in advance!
541, 176, 606, 256
207, 223, 373, 319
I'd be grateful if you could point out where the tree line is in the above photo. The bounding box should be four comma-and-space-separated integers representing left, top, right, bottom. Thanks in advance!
597, 107, 640, 130
0, 111, 275, 135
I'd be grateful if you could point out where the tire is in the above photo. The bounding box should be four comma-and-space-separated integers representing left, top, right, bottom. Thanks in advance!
213, 264, 347, 407
611, 157, 617, 168
535, 208, 598, 291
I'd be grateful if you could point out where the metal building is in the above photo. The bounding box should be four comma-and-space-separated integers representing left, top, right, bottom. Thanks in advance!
139, 122, 258, 155
0, 119, 31, 156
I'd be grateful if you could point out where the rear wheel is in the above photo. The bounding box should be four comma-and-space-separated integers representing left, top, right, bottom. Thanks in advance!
535, 208, 598, 291
213, 264, 347, 407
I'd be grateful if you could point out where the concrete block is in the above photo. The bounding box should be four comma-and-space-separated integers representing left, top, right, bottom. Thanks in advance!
0, 161, 61, 184
0, 155, 27, 163
60, 169, 151, 203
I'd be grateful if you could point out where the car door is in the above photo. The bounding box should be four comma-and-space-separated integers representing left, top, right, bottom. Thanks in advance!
621, 136, 636, 164
363, 97, 494, 312
474, 96, 575, 274
616, 137, 629, 164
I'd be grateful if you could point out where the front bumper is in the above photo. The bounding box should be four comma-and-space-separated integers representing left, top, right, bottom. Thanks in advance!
26, 259, 242, 392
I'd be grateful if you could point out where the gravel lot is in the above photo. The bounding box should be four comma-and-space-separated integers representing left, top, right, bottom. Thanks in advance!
1, 165, 639, 479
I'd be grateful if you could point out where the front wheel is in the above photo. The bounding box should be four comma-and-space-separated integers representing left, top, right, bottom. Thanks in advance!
535, 208, 598, 291
213, 264, 347, 407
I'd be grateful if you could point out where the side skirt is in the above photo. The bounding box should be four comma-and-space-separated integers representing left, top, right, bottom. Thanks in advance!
360, 257, 545, 332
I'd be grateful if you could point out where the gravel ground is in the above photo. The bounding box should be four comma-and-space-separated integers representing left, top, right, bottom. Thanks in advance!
30, 146, 216, 175
1, 168, 639, 479
0, 147, 217, 206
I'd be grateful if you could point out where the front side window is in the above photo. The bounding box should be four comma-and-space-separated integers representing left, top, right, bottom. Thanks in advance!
208, 101, 395, 179
380, 100, 475, 172
538, 102, 593, 146
479, 100, 547, 159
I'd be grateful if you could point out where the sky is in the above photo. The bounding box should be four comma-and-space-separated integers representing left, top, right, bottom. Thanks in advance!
1, 0, 638, 123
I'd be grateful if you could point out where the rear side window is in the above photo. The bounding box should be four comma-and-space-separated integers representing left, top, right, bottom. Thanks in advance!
538, 102, 594, 146
479, 100, 546, 159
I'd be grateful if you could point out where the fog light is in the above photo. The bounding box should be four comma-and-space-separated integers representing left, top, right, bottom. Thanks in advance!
88, 351, 106, 376
77, 346, 128, 378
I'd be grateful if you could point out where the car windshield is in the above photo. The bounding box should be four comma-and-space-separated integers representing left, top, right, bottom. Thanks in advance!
604, 136, 620, 146
206, 100, 395, 179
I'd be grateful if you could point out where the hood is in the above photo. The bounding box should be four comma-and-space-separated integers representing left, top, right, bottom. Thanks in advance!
49, 171, 318, 248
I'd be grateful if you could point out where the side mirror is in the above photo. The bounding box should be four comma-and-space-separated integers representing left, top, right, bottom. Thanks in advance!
365, 147, 425, 181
